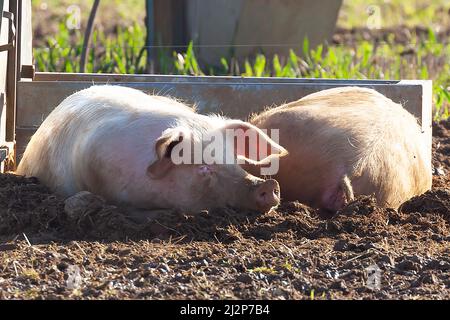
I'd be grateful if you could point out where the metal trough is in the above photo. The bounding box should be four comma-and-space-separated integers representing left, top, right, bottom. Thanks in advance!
0, 0, 433, 189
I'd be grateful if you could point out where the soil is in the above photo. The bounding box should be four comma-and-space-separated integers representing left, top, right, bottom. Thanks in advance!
332, 26, 450, 46
0, 121, 449, 300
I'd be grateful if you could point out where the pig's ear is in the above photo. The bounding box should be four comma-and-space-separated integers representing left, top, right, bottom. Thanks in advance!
147, 127, 186, 179
221, 120, 288, 165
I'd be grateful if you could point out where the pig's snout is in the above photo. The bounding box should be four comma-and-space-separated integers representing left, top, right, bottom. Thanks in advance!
255, 179, 280, 212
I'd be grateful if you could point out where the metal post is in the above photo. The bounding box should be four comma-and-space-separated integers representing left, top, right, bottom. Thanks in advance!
0, 0, 4, 34
5, 0, 17, 143
80, 0, 100, 73
145, 0, 154, 74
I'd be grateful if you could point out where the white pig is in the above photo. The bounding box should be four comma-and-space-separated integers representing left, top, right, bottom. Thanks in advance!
17, 85, 287, 213
248, 87, 432, 211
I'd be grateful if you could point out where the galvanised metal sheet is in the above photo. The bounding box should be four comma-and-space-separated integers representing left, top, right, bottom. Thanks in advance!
15, 77, 432, 170
17, 78, 431, 126
34, 72, 400, 85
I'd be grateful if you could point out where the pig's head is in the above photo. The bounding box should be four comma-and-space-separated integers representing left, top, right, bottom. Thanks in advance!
147, 120, 287, 213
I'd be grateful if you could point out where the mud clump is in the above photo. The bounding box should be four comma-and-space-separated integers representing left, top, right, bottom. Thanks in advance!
433, 121, 450, 175
401, 189, 450, 219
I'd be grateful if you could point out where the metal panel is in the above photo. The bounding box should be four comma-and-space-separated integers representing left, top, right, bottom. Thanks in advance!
0, 0, 3, 34
0, 0, 8, 144
145, 0, 154, 73
17, 79, 430, 124
186, 0, 244, 66
153, 0, 186, 54
5, 0, 17, 143
233, 0, 342, 62
0, 0, 9, 171
155, 0, 342, 66
1, 0, 32, 171
16, 79, 432, 168
18, 0, 32, 78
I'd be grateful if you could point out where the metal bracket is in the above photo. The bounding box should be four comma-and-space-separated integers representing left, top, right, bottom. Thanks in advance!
21, 64, 35, 79
0, 42, 13, 52
0, 142, 14, 161
0, 11, 15, 52
0, 142, 15, 171
0, 147, 8, 162
1, 91, 14, 168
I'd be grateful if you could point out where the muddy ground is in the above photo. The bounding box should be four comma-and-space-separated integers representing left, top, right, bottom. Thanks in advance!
0, 121, 448, 300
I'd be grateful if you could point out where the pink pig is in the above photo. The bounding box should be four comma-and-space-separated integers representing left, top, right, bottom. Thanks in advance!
17, 85, 287, 213
248, 87, 432, 211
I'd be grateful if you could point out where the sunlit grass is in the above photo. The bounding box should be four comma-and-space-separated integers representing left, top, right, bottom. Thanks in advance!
337, 0, 450, 29
34, 22, 147, 74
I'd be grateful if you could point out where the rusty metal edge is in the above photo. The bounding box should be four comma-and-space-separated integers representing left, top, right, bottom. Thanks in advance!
34, 72, 401, 85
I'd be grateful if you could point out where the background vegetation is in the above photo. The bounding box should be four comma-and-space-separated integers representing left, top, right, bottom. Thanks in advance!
32, 0, 450, 119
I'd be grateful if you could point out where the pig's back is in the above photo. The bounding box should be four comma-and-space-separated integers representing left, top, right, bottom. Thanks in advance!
17, 86, 195, 197
251, 87, 431, 208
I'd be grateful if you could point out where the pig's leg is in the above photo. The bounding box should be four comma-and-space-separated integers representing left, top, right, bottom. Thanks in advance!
320, 175, 354, 212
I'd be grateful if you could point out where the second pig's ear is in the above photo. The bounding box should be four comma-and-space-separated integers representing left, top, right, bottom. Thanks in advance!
147, 127, 187, 179
221, 120, 288, 165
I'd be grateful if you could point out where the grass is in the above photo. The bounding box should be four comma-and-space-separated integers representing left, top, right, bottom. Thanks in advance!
35, 22, 148, 74
33, 0, 145, 31
248, 266, 277, 275
337, 0, 450, 29
33, 0, 449, 31
31, 0, 450, 120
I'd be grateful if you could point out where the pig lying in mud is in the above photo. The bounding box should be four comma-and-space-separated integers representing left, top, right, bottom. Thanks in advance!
248, 87, 432, 211
17, 85, 287, 213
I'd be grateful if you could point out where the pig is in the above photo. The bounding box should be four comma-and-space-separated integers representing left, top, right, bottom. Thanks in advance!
17, 85, 287, 213
248, 87, 432, 211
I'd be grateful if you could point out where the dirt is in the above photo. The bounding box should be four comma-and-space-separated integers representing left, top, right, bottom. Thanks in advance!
0, 121, 449, 300
332, 26, 450, 46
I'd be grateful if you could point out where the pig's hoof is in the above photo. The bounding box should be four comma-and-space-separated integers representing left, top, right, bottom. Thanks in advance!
64, 191, 105, 220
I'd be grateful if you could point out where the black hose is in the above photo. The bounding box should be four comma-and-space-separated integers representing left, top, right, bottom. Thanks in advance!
80, 0, 100, 73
